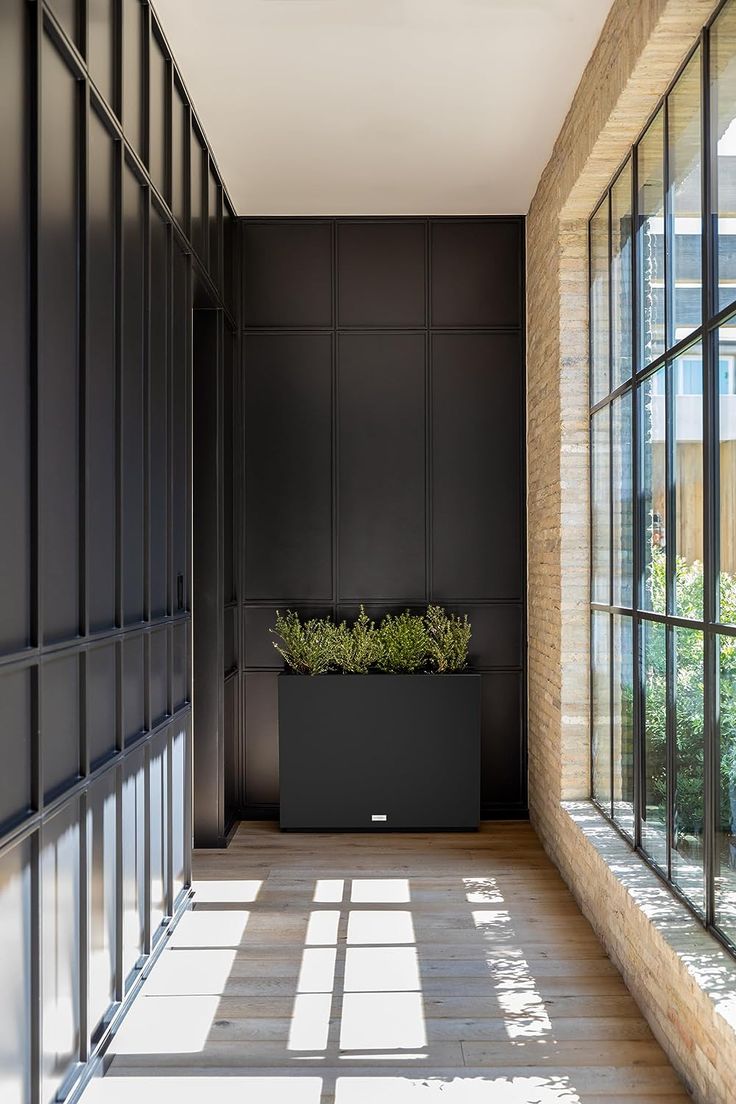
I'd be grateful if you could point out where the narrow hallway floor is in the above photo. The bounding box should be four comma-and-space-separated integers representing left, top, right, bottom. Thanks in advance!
87, 821, 691, 1102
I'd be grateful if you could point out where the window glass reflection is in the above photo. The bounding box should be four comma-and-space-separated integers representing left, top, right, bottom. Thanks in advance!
670, 49, 702, 341
673, 344, 704, 619
712, 1, 736, 312
590, 199, 610, 404
612, 391, 633, 607
717, 634, 736, 943
592, 611, 611, 812
612, 614, 635, 835
641, 368, 667, 614
637, 111, 666, 367
719, 321, 736, 624
611, 161, 633, 388
591, 407, 610, 605
673, 628, 705, 913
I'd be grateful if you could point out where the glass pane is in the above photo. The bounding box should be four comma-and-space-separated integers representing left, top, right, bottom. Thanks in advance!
638, 111, 666, 367
590, 199, 610, 404
719, 321, 736, 623
673, 344, 704, 618
591, 407, 610, 605
716, 633, 736, 943
41, 802, 80, 1104
712, 0, 736, 313
642, 619, 667, 867
670, 48, 702, 341
612, 614, 634, 835
592, 611, 611, 811
673, 627, 704, 912
611, 161, 633, 388
612, 391, 633, 607
0, 839, 32, 1104
87, 772, 117, 1034
641, 368, 667, 613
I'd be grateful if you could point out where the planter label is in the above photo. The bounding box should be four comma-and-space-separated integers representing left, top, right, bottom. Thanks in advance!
371, 814, 388, 822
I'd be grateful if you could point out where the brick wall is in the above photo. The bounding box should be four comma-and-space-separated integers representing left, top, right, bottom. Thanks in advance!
526, 0, 736, 1099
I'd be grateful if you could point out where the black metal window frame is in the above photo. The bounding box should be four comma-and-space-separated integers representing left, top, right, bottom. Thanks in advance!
588, 0, 736, 958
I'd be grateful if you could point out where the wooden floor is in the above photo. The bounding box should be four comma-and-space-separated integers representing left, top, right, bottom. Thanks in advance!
89, 822, 691, 1103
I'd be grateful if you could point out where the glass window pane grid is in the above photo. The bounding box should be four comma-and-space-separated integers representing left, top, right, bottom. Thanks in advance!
588, 14, 736, 954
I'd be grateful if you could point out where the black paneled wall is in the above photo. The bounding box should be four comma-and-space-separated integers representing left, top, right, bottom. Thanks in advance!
0, 2, 237, 1101
240, 218, 526, 818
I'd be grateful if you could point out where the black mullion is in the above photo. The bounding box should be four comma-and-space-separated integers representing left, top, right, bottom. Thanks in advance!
632, 137, 643, 848
702, 24, 718, 928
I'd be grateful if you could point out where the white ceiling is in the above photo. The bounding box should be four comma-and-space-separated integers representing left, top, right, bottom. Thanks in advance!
153, 0, 614, 216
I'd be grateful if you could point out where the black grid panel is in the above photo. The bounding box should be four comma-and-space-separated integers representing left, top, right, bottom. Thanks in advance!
0, 2, 237, 1101
239, 217, 527, 820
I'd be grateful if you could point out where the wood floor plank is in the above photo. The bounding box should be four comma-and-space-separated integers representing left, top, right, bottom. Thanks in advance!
101, 822, 690, 1101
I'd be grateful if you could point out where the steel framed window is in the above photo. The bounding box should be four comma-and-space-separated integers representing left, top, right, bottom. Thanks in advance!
589, 0, 736, 956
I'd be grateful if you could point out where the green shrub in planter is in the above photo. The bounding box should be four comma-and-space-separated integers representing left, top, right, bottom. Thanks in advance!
271, 605, 472, 675
331, 607, 382, 673
376, 611, 429, 673
272, 611, 336, 675
425, 604, 472, 673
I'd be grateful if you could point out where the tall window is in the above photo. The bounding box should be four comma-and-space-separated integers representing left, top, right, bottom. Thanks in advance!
589, 1, 736, 954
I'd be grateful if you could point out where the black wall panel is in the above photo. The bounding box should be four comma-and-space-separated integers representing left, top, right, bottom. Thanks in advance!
87, 0, 115, 106
244, 334, 333, 600
87, 108, 117, 632
337, 220, 425, 327
122, 0, 143, 156
0, 668, 32, 829
0, 1, 30, 654
338, 333, 426, 600
39, 36, 80, 643
150, 208, 169, 618
431, 219, 522, 327
42, 654, 80, 799
1, 3, 233, 1099
240, 218, 526, 817
243, 221, 332, 327
86, 643, 118, 768
432, 332, 523, 600
122, 162, 146, 624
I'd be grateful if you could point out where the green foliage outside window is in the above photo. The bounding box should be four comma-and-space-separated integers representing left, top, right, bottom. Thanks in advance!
644, 549, 736, 837
271, 605, 472, 677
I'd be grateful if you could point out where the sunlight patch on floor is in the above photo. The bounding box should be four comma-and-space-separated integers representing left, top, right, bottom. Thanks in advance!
350, 878, 411, 903
143, 947, 237, 995
108, 995, 219, 1054
346, 910, 415, 945
339, 992, 427, 1050
333, 1075, 580, 1102
84, 1076, 323, 1103
168, 908, 249, 948
343, 946, 421, 991
192, 879, 263, 903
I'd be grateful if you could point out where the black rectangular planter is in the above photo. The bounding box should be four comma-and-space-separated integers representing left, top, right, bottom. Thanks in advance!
278, 672, 481, 830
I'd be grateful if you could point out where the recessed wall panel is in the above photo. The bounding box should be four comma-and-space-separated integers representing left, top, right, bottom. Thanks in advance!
172, 245, 189, 612
149, 627, 168, 726
149, 729, 168, 934
87, 772, 116, 1034
87, 109, 117, 632
149, 34, 169, 199
338, 221, 425, 327
190, 129, 205, 260
171, 83, 187, 228
123, 634, 145, 743
0, 668, 31, 830
0, 839, 32, 1104
88, 0, 115, 106
431, 220, 522, 327
42, 655, 80, 800
338, 333, 426, 600
208, 165, 221, 283
243, 222, 332, 327
86, 643, 117, 768
244, 334, 332, 600
122, 746, 145, 982
480, 672, 524, 807
41, 802, 80, 1104
244, 673, 279, 805
0, 1, 30, 654
39, 37, 80, 643
122, 0, 143, 154
122, 163, 145, 625
432, 333, 523, 600
150, 209, 169, 619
